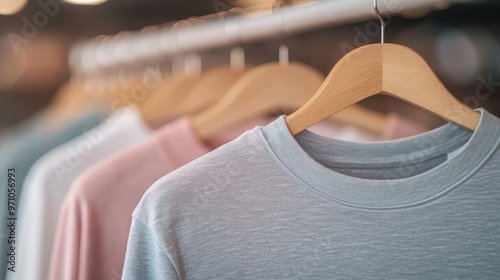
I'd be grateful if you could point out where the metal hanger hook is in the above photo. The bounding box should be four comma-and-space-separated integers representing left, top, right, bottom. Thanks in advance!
230, 47, 245, 70
272, 0, 292, 11
373, 0, 385, 44
273, 0, 291, 67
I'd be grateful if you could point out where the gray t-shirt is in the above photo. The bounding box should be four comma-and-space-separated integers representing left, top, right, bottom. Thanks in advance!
123, 109, 500, 280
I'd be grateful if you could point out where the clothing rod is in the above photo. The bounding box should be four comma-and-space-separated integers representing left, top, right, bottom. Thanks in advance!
70, 0, 471, 75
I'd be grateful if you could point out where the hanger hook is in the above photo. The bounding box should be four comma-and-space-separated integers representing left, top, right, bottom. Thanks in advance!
273, 0, 291, 67
373, 0, 385, 44
279, 44, 289, 67
272, 0, 291, 11
230, 47, 245, 70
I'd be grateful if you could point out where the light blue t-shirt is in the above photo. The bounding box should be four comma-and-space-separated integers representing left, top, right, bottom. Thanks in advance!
124, 109, 500, 280
0, 111, 101, 279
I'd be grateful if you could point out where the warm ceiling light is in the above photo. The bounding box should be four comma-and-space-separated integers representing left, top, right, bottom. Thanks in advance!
62, 0, 108, 5
0, 0, 28, 15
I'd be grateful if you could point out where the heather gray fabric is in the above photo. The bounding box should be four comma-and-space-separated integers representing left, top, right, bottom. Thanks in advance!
123, 109, 500, 280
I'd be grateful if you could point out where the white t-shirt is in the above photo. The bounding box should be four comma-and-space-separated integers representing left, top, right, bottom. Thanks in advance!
9, 107, 150, 280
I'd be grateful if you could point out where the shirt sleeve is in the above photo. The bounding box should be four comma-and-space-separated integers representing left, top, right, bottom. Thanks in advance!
122, 218, 179, 280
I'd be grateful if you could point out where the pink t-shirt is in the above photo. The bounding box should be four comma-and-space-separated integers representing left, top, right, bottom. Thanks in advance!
382, 112, 428, 140
47, 117, 270, 280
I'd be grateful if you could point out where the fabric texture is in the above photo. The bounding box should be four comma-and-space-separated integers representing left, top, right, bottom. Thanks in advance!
47, 117, 270, 280
123, 109, 500, 280
8, 107, 150, 280
0, 110, 102, 280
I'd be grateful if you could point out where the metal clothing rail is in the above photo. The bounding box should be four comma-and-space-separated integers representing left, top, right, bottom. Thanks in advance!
69, 0, 471, 75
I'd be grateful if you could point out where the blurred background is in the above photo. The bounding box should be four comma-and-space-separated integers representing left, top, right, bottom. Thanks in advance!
0, 0, 499, 131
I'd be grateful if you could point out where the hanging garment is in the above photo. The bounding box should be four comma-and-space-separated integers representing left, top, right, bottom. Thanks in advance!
8, 107, 150, 280
47, 116, 270, 280
1, 109, 51, 280
122, 109, 500, 280
0, 112, 45, 151
47, 111, 426, 280
46, 114, 394, 280
0, 110, 102, 280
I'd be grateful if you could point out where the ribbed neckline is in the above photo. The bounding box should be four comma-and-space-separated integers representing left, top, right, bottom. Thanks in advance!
258, 109, 500, 210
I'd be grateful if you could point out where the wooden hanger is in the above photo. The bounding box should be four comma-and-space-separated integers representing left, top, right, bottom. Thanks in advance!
285, 1, 479, 135
46, 76, 146, 129
46, 80, 105, 129
191, 61, 388, 140
140, 66, 248, 128
139, 74, 200, 128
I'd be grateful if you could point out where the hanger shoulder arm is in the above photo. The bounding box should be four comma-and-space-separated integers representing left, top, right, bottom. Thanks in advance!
382, 44, 480, 131
286, 44, 384, 135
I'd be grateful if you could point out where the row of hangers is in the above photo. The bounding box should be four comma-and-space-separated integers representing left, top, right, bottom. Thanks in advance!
50, 0, 479, 140
140, 44, 390, 139
149, 0, 479, 137
286, 0, 479, 134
